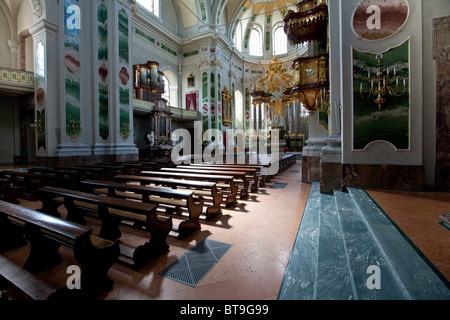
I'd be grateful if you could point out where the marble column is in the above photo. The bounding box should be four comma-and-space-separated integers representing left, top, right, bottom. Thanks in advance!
319, 0, 343, 194
434, 15, 450, 190
29, 18, 60, 164
32, 0, 138, 166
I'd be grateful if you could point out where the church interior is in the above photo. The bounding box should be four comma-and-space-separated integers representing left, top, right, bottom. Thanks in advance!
0, 0, 449, 302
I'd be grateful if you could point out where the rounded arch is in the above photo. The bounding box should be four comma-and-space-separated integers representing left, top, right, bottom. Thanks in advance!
196, 0, 211, 24
227, 2, 246, 40
161, 68, 178, 108
233, 19, 243, 51
212, 0, 229, 29
175, 0, 207, 28
273, 23, 288, 56
248, 24, 263, 56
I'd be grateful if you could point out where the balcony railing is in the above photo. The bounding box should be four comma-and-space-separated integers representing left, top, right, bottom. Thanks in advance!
133, 98, 201, 121
0, 67, 34, 93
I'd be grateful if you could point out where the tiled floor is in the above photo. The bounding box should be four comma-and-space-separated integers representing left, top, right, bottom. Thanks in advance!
1, 161, 310, 300
1, 161, 449, 300
366, 189, 450, 281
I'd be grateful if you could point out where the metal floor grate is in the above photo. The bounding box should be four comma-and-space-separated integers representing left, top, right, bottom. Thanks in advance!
159, 239, 233, 287
270, 183, 288, 189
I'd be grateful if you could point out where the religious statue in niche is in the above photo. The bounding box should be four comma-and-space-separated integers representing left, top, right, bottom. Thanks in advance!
145, 131, 155, 146
188, 74, 195, 88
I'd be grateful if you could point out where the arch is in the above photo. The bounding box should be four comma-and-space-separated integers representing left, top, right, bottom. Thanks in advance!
233, 20, 243, 51
249, 25, 263, 56
273, 24, 288, 56
197, 0, 210, 23
227, 2, 246, 40
161, 69, 178, 108
0, 0, 16, 40
176, 0, 206, 28
213, 0, 228, 27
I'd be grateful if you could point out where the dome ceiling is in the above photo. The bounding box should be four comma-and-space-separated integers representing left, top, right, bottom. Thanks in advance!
228, 0, 297, 35
241, 0, 297, 16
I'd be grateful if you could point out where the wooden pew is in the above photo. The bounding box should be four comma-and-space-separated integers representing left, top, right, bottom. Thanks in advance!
190, 163, 267, 187
0, 178, 22, 204
114, 175, 223, 219
57, 166, 107, 181
97, 163, 141, 175
0, 171, 49, 201
28, 167, 82, 189
159, 167, 250, 199
0, 200, 120, 299
181, 165, 260, 192
113, 162, 156, 172
139, 171, 238, 207
37, 186, 171, 269
208, 161, 274, 184
80, 180, 203, 239
77, 165, 125, 178
0, 254, 56, 300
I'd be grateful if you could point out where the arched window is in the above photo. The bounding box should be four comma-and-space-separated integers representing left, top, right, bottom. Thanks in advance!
235, 90, 244, 129
234, 22, 242, 52
249, 28, 262, 56
137, 0, 159, 17
161, 70, 178, 108
273, 26, 288, 56
162, 75, 170, 105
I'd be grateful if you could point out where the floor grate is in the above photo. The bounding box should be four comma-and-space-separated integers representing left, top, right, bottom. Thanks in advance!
270, 183, 288, 189
159, 239, 233, 287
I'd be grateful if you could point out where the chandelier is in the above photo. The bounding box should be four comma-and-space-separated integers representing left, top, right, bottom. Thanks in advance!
250, 56, 294, 120
359, 54, 408, 111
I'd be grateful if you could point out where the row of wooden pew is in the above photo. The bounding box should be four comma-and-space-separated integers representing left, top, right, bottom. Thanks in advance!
0, 154, 297, 300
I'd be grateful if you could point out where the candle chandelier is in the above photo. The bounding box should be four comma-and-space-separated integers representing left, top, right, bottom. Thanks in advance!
359, 54, 408, 111
250, 56, 294, 120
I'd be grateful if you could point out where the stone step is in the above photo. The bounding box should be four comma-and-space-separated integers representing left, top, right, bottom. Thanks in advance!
334, 190, 405, 300
278, 185, 450, 300
278, 182, 321, 300
348, 188, 450, 300
315, 192, 354, 299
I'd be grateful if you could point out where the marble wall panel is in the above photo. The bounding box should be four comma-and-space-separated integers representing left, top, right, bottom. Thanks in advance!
434, 16, 450, 190
343, 164, 425, 191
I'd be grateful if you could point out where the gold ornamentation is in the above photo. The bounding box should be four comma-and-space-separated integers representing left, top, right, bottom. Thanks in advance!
359, 54, 408, 111
291, 54, 329, 112
243, 0, 296, 16
255, 56, 293, 93
222, 86, 233, 127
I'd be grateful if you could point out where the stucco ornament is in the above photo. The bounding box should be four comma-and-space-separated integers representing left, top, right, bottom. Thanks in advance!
32, 0, 44, 18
